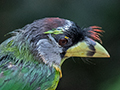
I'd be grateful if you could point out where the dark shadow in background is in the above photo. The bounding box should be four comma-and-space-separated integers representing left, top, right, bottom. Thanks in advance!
0, 0, 120, 90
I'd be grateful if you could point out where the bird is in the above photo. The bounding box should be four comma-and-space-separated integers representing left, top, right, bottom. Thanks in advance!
0, 17, 110, 90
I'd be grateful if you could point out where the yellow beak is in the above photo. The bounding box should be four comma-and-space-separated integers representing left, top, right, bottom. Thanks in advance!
65, 39, 110, 58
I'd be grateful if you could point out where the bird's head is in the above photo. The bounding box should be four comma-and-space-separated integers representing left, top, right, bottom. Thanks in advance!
14, 17, 110, 66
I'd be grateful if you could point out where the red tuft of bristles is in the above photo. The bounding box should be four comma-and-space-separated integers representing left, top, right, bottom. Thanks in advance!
84, 26, 104, 44
89, 26, 104, 44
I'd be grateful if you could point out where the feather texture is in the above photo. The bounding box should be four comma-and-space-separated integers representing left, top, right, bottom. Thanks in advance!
83, 26, 104, 44
0, 30, 60, 90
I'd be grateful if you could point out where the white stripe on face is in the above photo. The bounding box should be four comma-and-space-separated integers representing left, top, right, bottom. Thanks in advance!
63, 20, 72, 30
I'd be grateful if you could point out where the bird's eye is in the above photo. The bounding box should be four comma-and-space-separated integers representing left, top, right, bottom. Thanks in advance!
59, 38, 68, 46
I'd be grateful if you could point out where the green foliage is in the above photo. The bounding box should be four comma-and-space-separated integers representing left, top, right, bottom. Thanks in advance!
98, 75, 120, 90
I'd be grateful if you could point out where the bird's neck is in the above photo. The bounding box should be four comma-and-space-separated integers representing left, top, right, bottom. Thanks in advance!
2, 36, 63, 79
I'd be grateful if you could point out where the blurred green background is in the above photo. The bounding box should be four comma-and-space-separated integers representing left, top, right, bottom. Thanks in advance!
0, 0, 119, 90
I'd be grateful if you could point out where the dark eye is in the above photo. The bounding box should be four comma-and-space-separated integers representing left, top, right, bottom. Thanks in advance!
59, 38, 68, 46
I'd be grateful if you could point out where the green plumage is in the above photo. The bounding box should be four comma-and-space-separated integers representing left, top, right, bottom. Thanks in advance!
0, 17, 109, 90
0, 35, 60, 90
